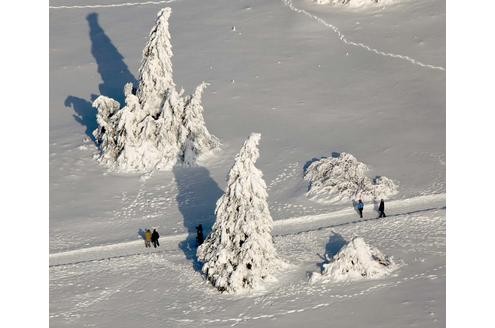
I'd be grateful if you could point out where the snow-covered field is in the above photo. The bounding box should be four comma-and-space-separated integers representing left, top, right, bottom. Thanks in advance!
50, 0, 445, 326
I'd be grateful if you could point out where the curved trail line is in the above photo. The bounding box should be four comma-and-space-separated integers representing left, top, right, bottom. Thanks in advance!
281, 0, 445, 71
50, 193, 445, 267
50, 0, 177, 10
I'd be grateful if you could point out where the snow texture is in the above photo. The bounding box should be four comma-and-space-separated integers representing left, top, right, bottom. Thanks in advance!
310, 236, 398, 283
197, 133, 281, 293
304, 152, 398, 203
315, 0, 397, 8
92, 7, 219, 173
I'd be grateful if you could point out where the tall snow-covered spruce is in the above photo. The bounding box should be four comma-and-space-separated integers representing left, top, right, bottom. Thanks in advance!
181, 82, 220, 166
197, 133, 280, 293
91, 7, 219, 172
137, 7, 175, 117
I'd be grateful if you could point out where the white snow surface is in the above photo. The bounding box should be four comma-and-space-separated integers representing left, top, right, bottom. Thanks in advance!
50, 0, 445, 326
304, 152, 398, 203
310, 236, 398, 282
315, 0, 397, 9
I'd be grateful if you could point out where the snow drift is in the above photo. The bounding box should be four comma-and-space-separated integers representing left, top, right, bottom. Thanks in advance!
92, 8, 219, 173
310, 237, 398, 283
304, 152, 398, 203
314, 0, 397, 8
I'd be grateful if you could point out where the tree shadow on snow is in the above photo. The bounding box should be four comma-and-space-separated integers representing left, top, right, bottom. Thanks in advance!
173, 166, 223, 272
64, 12, 137, 143
316, 232, 347, 272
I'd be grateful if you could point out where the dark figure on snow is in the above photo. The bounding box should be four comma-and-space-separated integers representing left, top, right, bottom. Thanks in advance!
357, 199, 364, 218
151, 229, 160, 248
378, 199, 386, 218
145, 229, 152, 248
196, 224, 204, 246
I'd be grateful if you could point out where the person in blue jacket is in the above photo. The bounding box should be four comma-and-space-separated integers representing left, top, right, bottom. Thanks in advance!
357, 199, 364, 218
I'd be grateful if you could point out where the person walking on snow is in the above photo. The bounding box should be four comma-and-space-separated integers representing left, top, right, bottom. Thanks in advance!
145, 229, 152, 248
357, 199, 364, 218
378, 199, 386, 218
196, 224, 204, 246
151, 228, 160, 248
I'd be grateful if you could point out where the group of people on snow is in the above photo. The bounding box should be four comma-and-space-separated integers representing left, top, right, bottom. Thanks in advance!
144, 228, 160, 248
141, 200, 386, 249
355, 199, 386, 219
141, 225, 203, 249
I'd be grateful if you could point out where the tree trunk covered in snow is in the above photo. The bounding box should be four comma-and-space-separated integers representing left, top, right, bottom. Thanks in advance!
197, 133, 279, 293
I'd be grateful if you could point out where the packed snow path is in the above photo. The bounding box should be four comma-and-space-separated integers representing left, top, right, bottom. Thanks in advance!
281, 0, 445, 71
50, 193, 445, 267
50, 205, 445, 327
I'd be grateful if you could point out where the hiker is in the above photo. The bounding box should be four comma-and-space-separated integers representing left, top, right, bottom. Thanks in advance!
196, 224, 204, 246
151, 228, 160, 248
356, 199, 364, 218
378, 199, 386, 218
145, 229, 152, 248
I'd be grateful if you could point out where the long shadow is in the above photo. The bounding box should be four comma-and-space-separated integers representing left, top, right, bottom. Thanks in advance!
64, 12, 137, 142
316, 231, 347, 272
173, 166, 223, 271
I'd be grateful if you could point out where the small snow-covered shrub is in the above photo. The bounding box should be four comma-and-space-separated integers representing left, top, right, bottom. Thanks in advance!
304, 152, 398, 203
315, 0, 397, 8
92, 8, 219, 173
310, 237, 398, 283
197, 133, 282, 294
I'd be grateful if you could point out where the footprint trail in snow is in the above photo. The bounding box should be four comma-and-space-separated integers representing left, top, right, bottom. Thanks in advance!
281, 0, 445, 71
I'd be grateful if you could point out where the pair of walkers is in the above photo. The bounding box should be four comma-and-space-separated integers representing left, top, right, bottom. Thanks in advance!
144, 228, 160, 248
355, 199, 386, 219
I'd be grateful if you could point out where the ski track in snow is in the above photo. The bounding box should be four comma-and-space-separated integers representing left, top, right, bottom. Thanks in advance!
49, 193, 445, 267
281, 0, 445, 71
49, 0, 177, 10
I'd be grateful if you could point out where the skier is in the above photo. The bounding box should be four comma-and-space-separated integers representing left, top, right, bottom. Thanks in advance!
196, 224, 204, 246
151, 228, 160, 248
378, 199, 386, 218
356, 199, 364, 218
145, 229, 152, 248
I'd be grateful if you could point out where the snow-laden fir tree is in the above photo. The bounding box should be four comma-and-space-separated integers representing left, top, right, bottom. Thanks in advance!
92, 95, 121, 163
197, 133, 280, 293
137, 7, 176, 117
92, 7, 219, 172
310, 237, 398, 283
180, 82, 221, 166
304, 152, 398, 203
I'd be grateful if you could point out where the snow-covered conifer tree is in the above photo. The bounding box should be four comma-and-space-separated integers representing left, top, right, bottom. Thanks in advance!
92, 95, 121, 163
180, 82, 220, 166
310, 237, 398, 283
197, 133, 279, 293
92, 7, 219, 172
304, 152, 398, 203
137, 7, 175, 117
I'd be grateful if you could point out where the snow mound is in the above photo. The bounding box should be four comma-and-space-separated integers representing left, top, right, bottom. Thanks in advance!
310, 237, 397, 283
314, 0, 397, 9
304, 152, 398, 203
